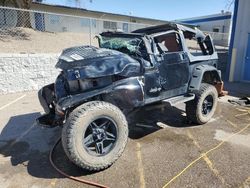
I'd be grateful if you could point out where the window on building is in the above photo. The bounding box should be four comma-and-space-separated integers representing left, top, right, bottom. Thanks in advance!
49, 15, 60, 24
103, 21, 117, 30
130, 19, 136, 23
80, 19, 90, 27
92, 19, 97, 28
213, 28, 220, 32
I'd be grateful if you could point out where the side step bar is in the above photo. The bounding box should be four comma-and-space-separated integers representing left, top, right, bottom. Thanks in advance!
162, 94, 195, 106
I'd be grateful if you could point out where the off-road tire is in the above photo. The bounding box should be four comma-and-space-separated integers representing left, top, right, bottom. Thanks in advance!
61, 101, 128, 171
186, 83, 218, 124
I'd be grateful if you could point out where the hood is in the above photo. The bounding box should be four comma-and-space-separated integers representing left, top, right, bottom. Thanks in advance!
56, 46, 141, 80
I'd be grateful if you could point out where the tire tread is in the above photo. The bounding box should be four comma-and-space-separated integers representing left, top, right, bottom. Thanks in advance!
62, 101, 128, 171
186, 83, 217, 124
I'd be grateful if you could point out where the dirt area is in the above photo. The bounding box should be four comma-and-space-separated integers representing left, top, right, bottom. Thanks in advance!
0, 90, 249, 188
0, 27, 98, 53
0, 27, 228, 54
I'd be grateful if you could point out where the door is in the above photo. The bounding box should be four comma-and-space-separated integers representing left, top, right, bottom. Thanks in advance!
243, 33, 250, 81
158, 51, 189, 91
144, 52, 190, 98
144, 32, 190, 98
34, 13, 45, 31
155, 32, 189, 91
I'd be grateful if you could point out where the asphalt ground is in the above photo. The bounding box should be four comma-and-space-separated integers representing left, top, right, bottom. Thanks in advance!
0, 92, 249, 188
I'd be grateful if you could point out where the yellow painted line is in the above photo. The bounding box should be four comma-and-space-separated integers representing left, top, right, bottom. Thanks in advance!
202, 155, 225, 184
236, 108, 248, 112
136, 142, 146, 188
187, 131, 201, 149
187, 130, 225, 184
0, 94, 26, 111
235, 113, 248, 117
225, 119, 238, 128
162, 124, 250, 188
239, 176, 250, 188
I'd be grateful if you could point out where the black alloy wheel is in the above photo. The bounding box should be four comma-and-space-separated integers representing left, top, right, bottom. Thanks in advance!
83, 117, 118, 156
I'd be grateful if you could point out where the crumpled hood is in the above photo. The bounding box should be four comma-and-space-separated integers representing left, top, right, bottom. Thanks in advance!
56, 45, 141, 80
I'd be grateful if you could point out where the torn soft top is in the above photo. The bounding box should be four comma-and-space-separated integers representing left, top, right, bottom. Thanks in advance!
132, 22, 178, 34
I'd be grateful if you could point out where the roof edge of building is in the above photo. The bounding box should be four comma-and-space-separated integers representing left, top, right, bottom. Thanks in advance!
32, 1, 168, 23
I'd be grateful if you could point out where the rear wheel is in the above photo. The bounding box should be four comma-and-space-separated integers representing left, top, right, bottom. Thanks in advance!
186, 83, 218, 124
62, 101, 128, 171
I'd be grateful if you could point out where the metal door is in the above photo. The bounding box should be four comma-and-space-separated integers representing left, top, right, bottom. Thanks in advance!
243, 33, 250, 81
158, 52, 190, 91
34, 13, 45, 31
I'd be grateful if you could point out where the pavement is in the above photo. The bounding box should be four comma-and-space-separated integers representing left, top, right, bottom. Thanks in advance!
0, 92, 250, 188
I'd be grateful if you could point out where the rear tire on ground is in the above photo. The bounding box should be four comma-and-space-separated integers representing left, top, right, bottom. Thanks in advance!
186, 83, 218, 125
62, 101, 128, 171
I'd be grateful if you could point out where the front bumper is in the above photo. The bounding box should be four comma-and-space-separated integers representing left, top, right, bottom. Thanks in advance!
37, 84, 64, 128
38, 83, 55, 114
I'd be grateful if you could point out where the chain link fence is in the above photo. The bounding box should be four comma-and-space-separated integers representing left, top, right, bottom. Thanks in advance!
0, 6, 230, 54
0, 6, 151, 53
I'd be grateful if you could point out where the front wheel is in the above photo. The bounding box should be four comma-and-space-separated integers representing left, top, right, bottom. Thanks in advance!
62, 101, 128, 171
186, 83, 218, 124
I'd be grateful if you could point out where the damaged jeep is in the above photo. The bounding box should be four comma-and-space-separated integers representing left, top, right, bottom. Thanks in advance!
37, 23, 226, 171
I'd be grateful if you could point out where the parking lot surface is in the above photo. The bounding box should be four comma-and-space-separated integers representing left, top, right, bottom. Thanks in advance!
0, 92, 249, 188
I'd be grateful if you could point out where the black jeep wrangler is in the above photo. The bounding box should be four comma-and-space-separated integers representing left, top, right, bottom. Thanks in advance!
37, 23, 226, 171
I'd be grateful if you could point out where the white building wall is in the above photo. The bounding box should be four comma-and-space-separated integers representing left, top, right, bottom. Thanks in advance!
231, 0, 250, 81
198, 19, 231, 46
176, 13, 231, 33
197, 19, 231, 33
176, 13, 231, 46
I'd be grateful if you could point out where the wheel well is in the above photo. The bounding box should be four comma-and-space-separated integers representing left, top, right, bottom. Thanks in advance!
188, 66, 223, 94
201, 71, 224, 95
202, 71, 221, 85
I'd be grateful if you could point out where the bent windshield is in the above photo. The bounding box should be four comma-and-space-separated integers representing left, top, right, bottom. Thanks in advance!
98, 36, 142, 55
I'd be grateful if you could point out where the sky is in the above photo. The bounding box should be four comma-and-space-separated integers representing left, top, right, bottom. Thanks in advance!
41, 0, 234, 20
